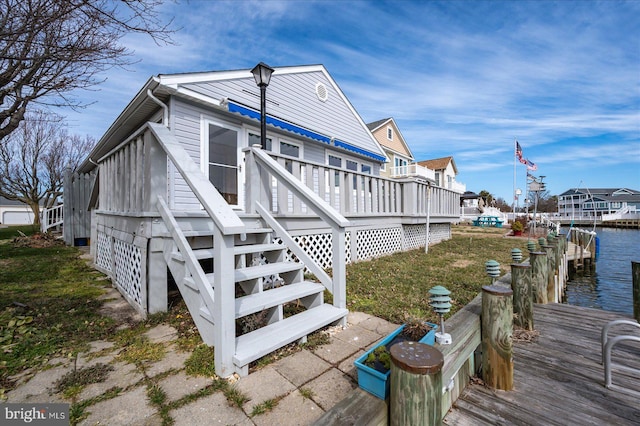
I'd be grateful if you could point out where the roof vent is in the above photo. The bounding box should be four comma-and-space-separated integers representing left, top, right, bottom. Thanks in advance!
315, 82, 328, 102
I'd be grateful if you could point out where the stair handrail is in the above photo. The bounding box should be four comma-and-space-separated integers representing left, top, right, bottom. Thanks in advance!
147, 122, 245, 235
246, 146, 349, 309
246, 145, 349, 228
601, 319, 640, 397
254, 201, 333, 292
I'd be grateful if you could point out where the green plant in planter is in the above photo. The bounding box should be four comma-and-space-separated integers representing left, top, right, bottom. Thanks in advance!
364, 345, 391, 370
511, 220, 524, 232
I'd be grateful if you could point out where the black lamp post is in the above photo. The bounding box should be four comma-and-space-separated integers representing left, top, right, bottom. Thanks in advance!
251, 62, 275, 150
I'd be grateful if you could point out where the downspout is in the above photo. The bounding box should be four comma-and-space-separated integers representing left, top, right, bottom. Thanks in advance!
147, 89, 169, 126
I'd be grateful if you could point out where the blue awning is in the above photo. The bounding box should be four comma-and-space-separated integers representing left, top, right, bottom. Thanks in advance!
227, 100, 386, 162
334, 140, 386, 162
227, 101, 331, 144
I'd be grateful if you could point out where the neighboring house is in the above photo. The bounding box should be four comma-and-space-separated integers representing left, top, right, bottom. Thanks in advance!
367, 117, 435, 182
0, 196, 36, 225
68, 64, 461, 377
557, 188, 640, 218
417, 156, 466, 194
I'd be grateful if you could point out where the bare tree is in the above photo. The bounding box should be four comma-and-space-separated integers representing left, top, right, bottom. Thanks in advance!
0, 0, 174, 141
0, 110, 94, 225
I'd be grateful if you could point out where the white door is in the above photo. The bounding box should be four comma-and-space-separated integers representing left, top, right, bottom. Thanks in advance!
205, 122, 244, 209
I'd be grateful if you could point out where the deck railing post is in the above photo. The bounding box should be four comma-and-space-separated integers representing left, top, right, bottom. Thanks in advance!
529, 251, 548, 304
481, 284, 514, 390
510, 264, 533, 330
390, 341, 444, 426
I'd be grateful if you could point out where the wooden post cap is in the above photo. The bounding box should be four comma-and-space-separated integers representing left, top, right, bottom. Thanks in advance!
390, 341, 444, 375
510, 263, 531, 270
482, 284, 513, 296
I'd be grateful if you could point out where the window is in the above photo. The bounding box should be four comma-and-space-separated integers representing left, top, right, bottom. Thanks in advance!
280, 141, 300, 158
361, 164, 372, 174
248, 133, 272, 151
387, 126, 393, 140
380, 162, 386, 172
328, 155, 342, 168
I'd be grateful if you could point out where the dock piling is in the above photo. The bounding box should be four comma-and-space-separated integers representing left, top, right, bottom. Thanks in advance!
481, 285, 514, 391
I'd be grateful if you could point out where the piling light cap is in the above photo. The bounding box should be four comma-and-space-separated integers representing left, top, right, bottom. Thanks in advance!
527, 241, 536, 252
485, 260, 501, 278
428, 285, 451, 296
511, 248, 523, 263
547, 234, 555, 242
538, 237, 546, 247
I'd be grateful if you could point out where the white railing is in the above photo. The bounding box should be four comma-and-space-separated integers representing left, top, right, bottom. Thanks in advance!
251, 151, 460, 219
41, 204, 64, 233
245, 146, 349, 309
448, 180, 466, 194
390, 163, 435, 181
602, 206, 640, 222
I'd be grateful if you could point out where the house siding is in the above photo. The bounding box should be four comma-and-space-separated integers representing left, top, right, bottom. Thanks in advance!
180, 70, 383, 159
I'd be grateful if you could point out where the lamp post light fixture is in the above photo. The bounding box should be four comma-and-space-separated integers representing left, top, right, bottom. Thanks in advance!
485, 260, 501, 284
251, 62, 275, 150
429, 285, 452, 345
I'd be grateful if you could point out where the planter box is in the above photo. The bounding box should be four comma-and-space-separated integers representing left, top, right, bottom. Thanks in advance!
354, 322, 437, 400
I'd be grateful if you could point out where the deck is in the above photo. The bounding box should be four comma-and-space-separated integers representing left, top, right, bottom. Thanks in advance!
444, 303, 640, 425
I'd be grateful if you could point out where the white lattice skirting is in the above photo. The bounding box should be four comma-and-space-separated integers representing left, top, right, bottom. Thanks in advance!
113, 239, 144, 308
95, 231, 112, 272
284, 223, 451, 268
95, 230, 146, 315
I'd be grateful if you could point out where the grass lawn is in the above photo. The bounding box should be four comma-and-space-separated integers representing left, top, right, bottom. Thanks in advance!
0, 223, 533, 399
0, 227, 118, 393
346, 225, 531, 324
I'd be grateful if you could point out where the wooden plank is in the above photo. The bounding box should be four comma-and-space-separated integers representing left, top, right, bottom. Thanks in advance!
314, 388, 387, 426
444, 304, 640, 426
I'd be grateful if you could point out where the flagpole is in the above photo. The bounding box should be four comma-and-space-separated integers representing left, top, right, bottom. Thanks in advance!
513, 137, 517, 219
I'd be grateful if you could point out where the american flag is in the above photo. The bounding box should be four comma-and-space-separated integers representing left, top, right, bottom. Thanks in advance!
515, 141, 527, 165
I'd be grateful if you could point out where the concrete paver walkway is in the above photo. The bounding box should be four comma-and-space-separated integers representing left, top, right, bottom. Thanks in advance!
5, 309, 398, 425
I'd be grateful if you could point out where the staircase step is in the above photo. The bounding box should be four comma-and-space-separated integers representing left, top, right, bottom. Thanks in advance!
160, 227, 272, 239
198, 281, 324, 321
237, 281, 324, 318
171, 243, 285, 262
233, 304, 348, 367
234, 262, 303, 283
234, 242, 285, 256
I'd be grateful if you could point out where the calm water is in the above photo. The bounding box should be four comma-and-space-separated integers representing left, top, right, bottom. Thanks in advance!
564, 227, 639, 315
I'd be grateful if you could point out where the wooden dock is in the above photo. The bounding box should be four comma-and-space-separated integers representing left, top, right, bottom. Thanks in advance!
445, 303, 640, 425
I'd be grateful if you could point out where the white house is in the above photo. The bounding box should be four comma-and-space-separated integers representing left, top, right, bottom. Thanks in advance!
417, 156, 466, 194
557, 187, 640, 218
69, 63, 461, 377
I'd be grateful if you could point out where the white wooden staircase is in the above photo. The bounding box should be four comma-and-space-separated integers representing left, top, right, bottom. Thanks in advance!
148, 123, 349, 378
158, 207, 347, 376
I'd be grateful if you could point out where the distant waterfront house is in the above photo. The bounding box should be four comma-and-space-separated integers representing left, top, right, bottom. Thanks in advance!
366, 117, 435, 182
417, 156, 466, 194
0, 196, 36, 225
557, 188, 640, 218
66, 63, 460, 377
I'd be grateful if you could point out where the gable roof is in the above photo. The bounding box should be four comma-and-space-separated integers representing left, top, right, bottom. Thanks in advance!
559, 187, 640, 202
80, 64, 387, 172
417, 156, 457, 174
366, 118, 414, 160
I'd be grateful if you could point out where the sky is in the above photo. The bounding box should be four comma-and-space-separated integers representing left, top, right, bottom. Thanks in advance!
63, 0, 640, 203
